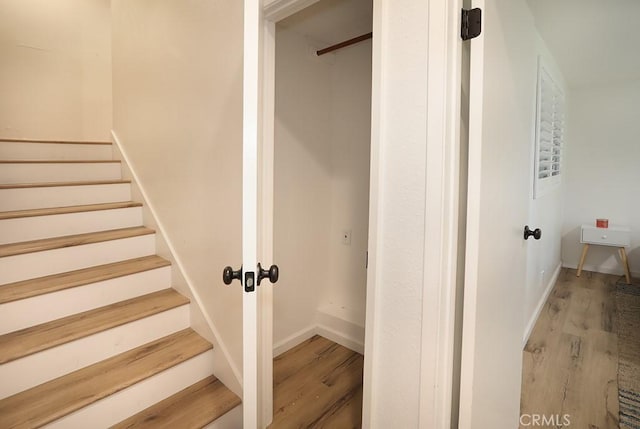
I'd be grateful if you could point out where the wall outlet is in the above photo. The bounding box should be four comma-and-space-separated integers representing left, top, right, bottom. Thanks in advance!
342, 229, 352, 245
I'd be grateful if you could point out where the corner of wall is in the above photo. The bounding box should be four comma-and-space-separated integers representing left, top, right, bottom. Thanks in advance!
316, 310, 365, 355
110, 130, 241, 395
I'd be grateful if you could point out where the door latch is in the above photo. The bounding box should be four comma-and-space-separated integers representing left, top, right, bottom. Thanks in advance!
223, 263, 279, 293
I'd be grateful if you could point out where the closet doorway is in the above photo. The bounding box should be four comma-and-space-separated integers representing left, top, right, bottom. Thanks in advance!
265, 0, 373, 426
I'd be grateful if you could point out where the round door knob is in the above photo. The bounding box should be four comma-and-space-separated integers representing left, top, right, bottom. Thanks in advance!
257, 263, 279, 285
524, 226, 542, 240
223, 266, 242, 285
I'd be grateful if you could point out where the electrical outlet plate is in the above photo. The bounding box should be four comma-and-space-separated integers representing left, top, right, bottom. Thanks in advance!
342, 229, 352, 245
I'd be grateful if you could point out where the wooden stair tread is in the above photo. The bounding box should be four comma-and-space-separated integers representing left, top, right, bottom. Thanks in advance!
0, 138, 111, 145
0, 160, 120, 164
0, 226, 154, 258
0, 255, 170, 304
0, 201, 143, 220
0, 289, 189, 364
112, 376, 241, 429
0, 179, 130, 189
0, 329, 211, 429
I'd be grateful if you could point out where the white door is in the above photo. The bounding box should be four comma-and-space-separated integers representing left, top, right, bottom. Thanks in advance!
229, 1, 278, 427
459, 0, 536, 427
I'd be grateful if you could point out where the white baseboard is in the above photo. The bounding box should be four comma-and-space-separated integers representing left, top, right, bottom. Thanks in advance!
273, 319, 364, 357
562, 261, 639, 279
273, 325, 317, 357
316, 309, 365, 355
316, 324, 364, 355
522, 262, 562, 348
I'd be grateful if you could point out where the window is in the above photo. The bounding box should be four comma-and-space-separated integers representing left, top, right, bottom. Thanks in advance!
534, 59, 564, 198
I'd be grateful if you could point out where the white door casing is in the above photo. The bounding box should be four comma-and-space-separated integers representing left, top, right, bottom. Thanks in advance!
243, 0, 261, 427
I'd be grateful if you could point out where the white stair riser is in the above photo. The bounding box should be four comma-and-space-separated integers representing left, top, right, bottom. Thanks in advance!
203, 405, 242, 429
0, 183, 131, 211
0, 207, 143, 244
44, 350, 215, 429
0, 305, 190, 399
0, 266, 171, 335
0, 142, 112, 161
0, 235, 156, 284
0, 163, 121, 184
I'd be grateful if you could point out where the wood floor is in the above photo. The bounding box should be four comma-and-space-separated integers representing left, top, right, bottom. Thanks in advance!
270, 335, 363, 428
520, 268, 621, 429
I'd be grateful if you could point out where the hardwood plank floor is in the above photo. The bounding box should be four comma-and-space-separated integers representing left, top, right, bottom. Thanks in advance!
270, 336, 363, 428
520, 268, 620, 429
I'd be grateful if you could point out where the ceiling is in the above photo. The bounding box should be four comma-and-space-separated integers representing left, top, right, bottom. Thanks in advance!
278, 0, 639, 88
525, 0, 640, 88
277, 0, 372, 47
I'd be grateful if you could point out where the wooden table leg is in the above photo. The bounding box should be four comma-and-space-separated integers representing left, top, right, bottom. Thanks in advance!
620, 247, 632, 284
577, 244, 589, 277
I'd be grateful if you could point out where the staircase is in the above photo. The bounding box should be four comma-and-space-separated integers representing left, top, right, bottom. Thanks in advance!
0, 139, 240, 428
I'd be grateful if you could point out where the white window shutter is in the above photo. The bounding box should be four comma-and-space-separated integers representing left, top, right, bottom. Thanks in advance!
534, 60, 564, 198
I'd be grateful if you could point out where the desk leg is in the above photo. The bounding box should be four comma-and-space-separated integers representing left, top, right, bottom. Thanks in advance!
619, 247, 632, 284
577, 244, 589, 277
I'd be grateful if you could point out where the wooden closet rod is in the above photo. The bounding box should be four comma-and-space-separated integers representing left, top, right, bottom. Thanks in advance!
316, 32, 372, 56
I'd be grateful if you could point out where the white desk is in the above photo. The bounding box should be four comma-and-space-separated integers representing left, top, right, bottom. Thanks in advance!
577, 224, 631, 284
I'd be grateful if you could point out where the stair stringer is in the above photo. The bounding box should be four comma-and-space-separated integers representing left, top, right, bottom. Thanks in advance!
111, 130, 242, 396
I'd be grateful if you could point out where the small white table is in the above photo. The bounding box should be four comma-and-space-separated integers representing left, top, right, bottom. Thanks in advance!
577, 224, 631, 284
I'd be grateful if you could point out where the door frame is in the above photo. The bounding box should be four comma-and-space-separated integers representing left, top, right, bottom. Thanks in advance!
257, 0, 463, 427
415, 0, 464, 427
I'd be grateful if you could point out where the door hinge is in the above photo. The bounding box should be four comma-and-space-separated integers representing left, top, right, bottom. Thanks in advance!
461, 8, 482, 41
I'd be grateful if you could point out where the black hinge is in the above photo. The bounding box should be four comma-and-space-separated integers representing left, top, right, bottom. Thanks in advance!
461, 8, 482, 41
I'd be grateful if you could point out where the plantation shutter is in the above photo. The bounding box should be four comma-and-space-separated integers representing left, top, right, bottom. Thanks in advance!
534, 61, 564, 198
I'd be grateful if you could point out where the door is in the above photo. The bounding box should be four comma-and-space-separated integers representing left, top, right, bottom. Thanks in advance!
225, 1, 278, 427
459, 0, 535, 427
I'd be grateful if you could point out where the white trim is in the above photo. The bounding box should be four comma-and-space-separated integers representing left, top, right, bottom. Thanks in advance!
243, 0, 261, 427
522, 262, 561, 348
419, 0, 463, 427
273, 326, 317, 357
316, 324, 364, 356
316, 310, 365, 354
258, 17, 276, 429
110, 130, 242, 392
273, 323, 364, 357
361, 0, 383, 425
263, 0, 321, 22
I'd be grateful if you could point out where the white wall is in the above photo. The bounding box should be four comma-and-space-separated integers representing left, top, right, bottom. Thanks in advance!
273, 26, 332, 346
111, 0, 243, 391
0, 0, 112, 141
322, 39, 371, 334
273, 24, 371, 351
562, 79, 640, 278
523, 34, 567, 341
